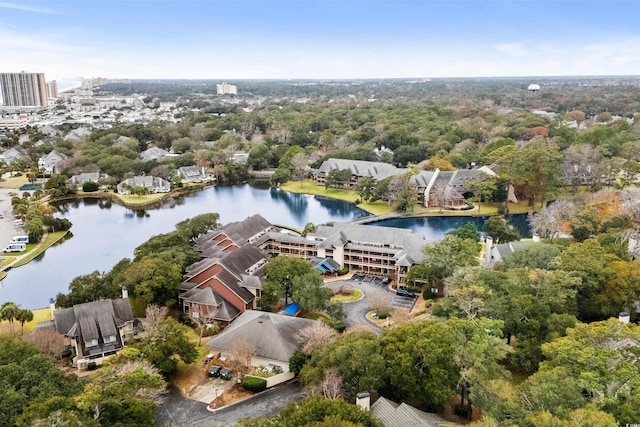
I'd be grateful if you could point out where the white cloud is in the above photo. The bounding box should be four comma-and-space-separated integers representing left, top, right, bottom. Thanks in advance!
492, 43, 529, 57
0, 1, 59, 14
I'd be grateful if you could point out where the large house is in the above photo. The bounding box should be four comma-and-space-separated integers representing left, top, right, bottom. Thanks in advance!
67, 171, 110, 190
140, 146, 170, 161
38, 296, 135, 370
0, 146, 30, 165
180, 214, 274, 320
314, 158, 494, 209
206, 310, 316, 382
178, 165, 213, 184
117, 175, 170, 194
38, 150, 69, 174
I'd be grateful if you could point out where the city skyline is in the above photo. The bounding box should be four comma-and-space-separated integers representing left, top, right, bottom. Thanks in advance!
1, 0, 639, 81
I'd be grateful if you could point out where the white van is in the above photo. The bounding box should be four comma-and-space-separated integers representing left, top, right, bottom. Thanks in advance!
4, 242, 26, 253
11, 236, 28, 244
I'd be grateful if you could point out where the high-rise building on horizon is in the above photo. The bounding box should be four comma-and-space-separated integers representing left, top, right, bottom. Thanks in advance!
46, 80, 58, 99
0, 72, 48, 107
216, 82, 237, 95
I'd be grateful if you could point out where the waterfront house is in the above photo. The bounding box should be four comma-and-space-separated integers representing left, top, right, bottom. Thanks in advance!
117, 175, 170, 194
39, 294, 135, 370
0, 146, 30, 166
178, 165, 213, 184
67, 171, 110, 190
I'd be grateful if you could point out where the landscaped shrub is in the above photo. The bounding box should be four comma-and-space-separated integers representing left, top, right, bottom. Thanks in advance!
82, 181, 99, 192
423, 288, 435, 300
337, 267, 349, 276
377, 309, 389, 319
242, 375, 267, 393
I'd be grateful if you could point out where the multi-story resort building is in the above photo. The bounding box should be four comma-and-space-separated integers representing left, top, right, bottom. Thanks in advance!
180, 214, 427, 320
314, 158, 498, 209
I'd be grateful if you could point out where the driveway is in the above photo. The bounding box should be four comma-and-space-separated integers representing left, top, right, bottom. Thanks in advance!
326, 277, 403, 333
156, 382, 303, 427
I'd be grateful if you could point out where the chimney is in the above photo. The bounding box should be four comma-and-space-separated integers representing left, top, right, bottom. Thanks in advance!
484, 236, 493, 265
356, 392, 370, 411
49, 298, 56, 319
619, 311, 630, 323
121, 286, 128, 299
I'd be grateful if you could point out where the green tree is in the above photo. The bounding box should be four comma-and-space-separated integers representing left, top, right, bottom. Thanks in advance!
325, 169, 352, 189
300, 331, 386, 399
261, 256, 330, 311
118, 255, 184, 307
408, 235, 480, 287
237, 395, 383, 427
0, 302, 19, 324
447, 222, 480, 242
354, 176, 376, 202
380, 321, 460, 410
501, 243, 562, 270
140, 318, 197, 377
15, 308, 33, 335
486, 216, 520, 244
175, 213, 220, 242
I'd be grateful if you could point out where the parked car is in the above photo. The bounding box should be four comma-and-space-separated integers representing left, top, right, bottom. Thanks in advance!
381, 277, 391, 285
219, 367, 233, 380
207, 365, 222, 378
352, 273, 364, 281
262, 363, 283, 374
396, 286, 416, 298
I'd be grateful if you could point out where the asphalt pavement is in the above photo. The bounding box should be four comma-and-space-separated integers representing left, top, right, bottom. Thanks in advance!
156, 382, 304, 427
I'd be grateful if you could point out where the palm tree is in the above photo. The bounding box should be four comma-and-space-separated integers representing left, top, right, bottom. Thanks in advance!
16, 309, 34, 335
0, 302, 20, 324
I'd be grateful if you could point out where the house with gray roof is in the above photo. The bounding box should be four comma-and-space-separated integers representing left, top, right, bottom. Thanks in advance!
140, 146, 169, 161
0, 146, 30, 165
483, 237, 536, 268
38, 150, 69, 174
117, 175, 170, 194
178, 165, 212, 183
41, 296, 134, 370
206, 310, 316, 381
368, 396, 452, 427
67, 171, 110, 190
315, 158, 402, 188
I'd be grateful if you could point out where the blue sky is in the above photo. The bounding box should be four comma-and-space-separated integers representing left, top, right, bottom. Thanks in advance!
1, 0, 638, 80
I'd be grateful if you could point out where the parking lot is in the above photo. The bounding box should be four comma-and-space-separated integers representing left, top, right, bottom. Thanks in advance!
347, 273, 418, 310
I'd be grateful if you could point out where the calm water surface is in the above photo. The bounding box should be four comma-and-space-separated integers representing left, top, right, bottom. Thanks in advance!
0, 183, 530, 309
0, 184, 368, 309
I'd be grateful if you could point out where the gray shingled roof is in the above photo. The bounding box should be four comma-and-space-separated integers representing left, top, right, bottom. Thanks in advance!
179, 288, 241, 322
219, 245, 268, 278
317, 158, 400, 180
206, 311, 317, 362
313, 223, 427, 267
371, 397, 450, 427
52, 298, 133, 342
410, 170, 437, 188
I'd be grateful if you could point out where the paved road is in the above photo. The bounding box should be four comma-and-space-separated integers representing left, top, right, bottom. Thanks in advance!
156, 382, 303, 427
326, 277, 415, 333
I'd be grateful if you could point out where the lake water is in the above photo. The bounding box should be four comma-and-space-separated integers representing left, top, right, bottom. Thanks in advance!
0, 183, 529, 309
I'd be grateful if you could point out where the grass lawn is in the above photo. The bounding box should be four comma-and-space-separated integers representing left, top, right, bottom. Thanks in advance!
302, 311, 332, 322
0, 307, 52, 333
111, 192, 167, 206
0, 256, 16, 268
0, 176, 30, 189
280, 180, 541, 218
280, 180, 395, 215
12, 231, 68, 268
330, 289, 363, 303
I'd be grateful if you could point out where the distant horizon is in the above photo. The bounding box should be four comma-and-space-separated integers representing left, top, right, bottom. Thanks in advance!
1, 1, 639, 81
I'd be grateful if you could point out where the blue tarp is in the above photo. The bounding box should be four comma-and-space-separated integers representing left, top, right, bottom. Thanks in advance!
316, 264, 327, 272
321, 261, 335, 271
282, 303, 300, 316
